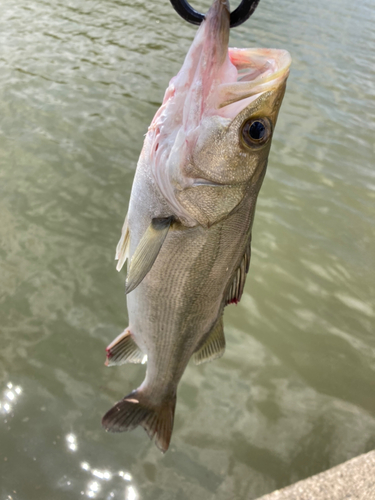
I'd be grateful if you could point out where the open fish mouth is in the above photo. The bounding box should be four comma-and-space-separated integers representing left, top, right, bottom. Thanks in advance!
150, 0, 291, 131
217, 48, 292, 117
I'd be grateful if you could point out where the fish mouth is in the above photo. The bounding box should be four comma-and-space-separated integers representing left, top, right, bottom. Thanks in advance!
218, 48, 291, 117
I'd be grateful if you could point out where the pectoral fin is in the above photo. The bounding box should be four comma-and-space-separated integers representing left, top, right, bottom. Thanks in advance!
194, 315, 225, 365
125, 217, 174, 294
115, 213, 130, 272
225, 234, 251, 305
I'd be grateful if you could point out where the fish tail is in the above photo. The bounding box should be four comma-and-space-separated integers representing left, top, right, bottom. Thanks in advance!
102, 389, 176, 453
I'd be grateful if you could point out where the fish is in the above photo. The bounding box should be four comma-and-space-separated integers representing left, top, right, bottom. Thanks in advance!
102, 0, 291, 452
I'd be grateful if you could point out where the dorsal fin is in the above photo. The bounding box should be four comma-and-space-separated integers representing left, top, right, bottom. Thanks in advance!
125, 216, 174, 294
225, 234, 251, 305
193, 315, 225, 365
115, 213, 130, 272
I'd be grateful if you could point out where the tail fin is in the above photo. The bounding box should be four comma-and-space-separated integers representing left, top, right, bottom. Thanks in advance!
102, 390, 176, 453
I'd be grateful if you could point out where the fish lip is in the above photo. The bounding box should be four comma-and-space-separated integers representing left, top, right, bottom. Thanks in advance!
218, 48, 292, 109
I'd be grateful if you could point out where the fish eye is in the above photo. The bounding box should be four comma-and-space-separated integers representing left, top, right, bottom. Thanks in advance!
241, 118, 272, 148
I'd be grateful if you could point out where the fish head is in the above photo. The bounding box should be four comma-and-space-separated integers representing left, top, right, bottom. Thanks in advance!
149, 0, 291, 227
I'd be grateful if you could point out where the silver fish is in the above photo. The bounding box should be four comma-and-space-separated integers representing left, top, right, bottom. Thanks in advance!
102, 0, 291, 452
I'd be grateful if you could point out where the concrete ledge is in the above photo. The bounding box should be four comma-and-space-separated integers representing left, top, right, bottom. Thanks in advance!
256, 451, 375, 500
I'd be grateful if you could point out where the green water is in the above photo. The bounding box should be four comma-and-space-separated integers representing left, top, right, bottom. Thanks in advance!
0, 0, 374, 498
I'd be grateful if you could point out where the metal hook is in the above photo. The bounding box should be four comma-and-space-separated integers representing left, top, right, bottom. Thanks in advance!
169, 0, 260, 28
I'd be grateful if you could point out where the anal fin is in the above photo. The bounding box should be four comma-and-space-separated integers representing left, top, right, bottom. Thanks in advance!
105, 329, 146, 366
193, 315, 225, 365
125, 216, 174, 294
225, 234, 251, 305
115, 213, 130, 272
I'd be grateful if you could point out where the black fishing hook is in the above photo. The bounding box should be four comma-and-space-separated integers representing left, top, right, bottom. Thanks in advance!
169, 0, 260, 28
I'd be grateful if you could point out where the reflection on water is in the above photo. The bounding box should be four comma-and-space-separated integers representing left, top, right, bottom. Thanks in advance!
0, 0, 374, 498
1, 379, 140, 498
61, 432, 139, 498
79, 459, 137, 499
0, 383, 22, 415
66, 433, 78, 452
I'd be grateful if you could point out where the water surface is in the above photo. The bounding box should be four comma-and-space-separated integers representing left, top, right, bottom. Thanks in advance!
0, 0, 374, 498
